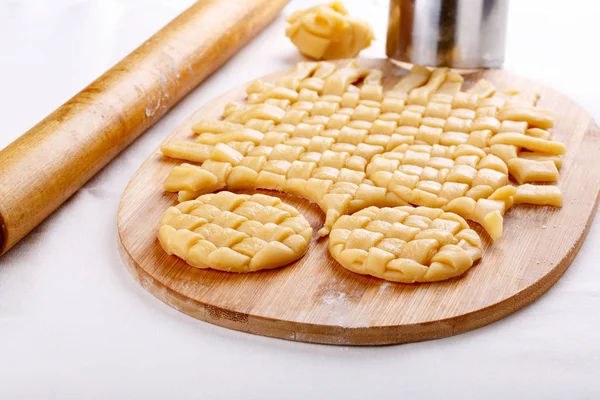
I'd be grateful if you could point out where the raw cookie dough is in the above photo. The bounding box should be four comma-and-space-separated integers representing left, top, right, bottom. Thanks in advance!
158, 191, 313, 272
160, 61, 565, 246
285, 1, 374, 60
329, 206, 482, 282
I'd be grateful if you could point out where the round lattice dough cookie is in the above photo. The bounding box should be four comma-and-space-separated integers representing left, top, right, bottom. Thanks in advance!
158, 191, 313, 272
328, 206, 482, 283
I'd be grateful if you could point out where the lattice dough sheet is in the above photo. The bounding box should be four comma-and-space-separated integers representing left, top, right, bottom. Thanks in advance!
329, 206, 482, 282
161, 61, 565, 242
158, 191, 313, 272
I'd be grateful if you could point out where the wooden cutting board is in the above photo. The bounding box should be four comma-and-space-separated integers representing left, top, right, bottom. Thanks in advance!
118, 59, 600, 345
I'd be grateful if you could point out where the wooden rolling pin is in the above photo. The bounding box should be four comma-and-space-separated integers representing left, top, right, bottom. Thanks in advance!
0, 0, 289, 256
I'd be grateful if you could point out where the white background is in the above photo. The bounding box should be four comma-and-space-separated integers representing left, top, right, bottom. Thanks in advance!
1, 0, 599, 398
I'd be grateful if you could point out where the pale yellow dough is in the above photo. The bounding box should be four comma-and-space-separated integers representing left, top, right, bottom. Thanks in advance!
285, 1, 374, 60
329, 206, 482, 282
159, 60, 566, 282
158, 191, 312, 273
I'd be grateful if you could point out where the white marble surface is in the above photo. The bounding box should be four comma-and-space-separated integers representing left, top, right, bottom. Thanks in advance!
1, 0, 599, 398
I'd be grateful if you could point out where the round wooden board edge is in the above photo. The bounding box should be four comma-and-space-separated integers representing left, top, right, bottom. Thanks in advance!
118, 200, 596, 346
117, 58, 600, 346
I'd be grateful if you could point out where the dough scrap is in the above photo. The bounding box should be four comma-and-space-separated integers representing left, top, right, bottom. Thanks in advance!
158, 191, 313, 272
329, 206, 482, 282
285, 1, 374, 60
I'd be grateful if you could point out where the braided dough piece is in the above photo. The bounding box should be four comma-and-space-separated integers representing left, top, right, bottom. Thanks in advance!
158, 191, 312, 272
329, 206, 482, 282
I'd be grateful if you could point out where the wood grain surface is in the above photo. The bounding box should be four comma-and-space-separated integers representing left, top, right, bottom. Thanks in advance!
0, 0, 289, 256
118, 59, 600, 345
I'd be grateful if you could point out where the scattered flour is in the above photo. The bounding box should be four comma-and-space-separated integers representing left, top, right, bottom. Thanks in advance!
378, 282, 391, 295
322, 291, 347, 305
145, 98, 161, 117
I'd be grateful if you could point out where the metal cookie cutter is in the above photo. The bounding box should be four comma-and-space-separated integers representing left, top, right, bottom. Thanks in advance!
386, 0, 509, 69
